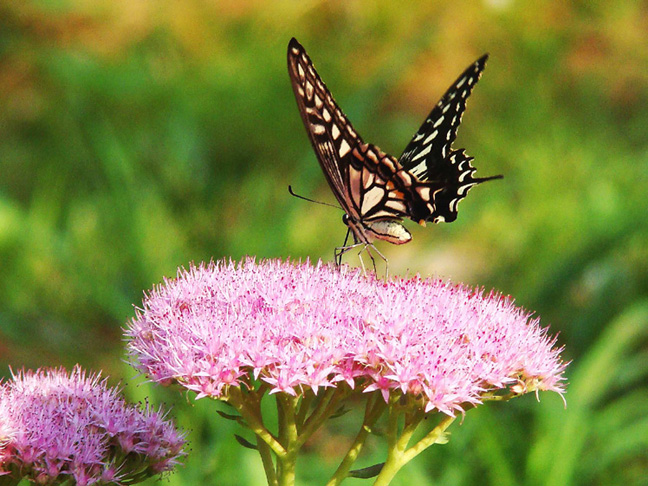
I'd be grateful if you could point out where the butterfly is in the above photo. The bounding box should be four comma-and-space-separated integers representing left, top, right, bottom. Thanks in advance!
287, 37, 501, 271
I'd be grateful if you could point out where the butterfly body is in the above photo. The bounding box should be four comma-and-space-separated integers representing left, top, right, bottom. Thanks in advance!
358, 219, 412, 245
287, 38, 501, 268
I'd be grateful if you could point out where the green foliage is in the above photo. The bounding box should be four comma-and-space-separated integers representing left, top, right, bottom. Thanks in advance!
1, 1, 646, 485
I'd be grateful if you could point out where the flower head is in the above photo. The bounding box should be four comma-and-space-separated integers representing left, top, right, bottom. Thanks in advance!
0, 366, 186, 485
127, 258, 566, 414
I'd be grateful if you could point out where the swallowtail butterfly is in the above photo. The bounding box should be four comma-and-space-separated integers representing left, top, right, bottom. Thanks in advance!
287, 38, 501, 269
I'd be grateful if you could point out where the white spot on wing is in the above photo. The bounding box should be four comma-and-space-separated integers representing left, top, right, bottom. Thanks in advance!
362, 168, 373, 189
313, 124, 325, 135
458, 168, 474, 183
384, 199, 407, 212
423, 130, 438, 145
458, 183, 475, 196
361, 186, 385, 214
349, 167, 362, 207
339, 139, 351, 157
433, 116, 444, 128
410, 163, 426, 177
322, 109, 332, 122
412, 143, 432, 161
331, 123, 340, 139
456, 76, 467, 88
297, 64, 305, 79
416, 186, 431, 201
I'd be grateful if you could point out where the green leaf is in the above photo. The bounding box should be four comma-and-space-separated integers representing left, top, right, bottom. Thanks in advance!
234, 434, 258, 450
348, 463, 385, 479
329, 405, 351, 419
217, 410, 242, 421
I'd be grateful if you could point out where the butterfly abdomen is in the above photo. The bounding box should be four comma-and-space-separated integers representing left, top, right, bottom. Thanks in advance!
367, 220, 412, 245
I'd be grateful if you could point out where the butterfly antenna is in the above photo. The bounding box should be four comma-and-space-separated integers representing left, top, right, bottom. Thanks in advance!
288, 185, 343, 210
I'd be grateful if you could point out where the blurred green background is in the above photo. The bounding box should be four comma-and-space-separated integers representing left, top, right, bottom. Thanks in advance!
1, 1, 647, 485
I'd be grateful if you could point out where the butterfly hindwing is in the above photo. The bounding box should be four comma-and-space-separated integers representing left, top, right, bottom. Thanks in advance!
405, 149, 489, 224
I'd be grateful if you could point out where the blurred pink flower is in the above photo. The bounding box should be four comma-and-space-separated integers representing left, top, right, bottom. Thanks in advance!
0, 366, 186, 485
127, 258, 566, 414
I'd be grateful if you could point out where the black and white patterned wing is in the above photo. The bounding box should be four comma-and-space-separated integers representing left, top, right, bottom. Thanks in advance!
287, 38, 410, 225
399, 54, 488, 176
398, 54, 501, 224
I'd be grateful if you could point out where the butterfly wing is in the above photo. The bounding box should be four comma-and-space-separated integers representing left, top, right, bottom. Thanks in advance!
287, 38, 411, 230
400, 54, 488, 174
399, 54, 500, 223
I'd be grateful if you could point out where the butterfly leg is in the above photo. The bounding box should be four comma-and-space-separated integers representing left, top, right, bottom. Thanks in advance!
335, 228, 353, 266
335, 241, 364, 267
359, 244, 389, 278
357, 245, 374, 275
357, 249, 367, 275
335, 242, 368, 274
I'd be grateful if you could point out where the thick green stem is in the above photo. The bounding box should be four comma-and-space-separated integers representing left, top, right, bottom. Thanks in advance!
228, 387, 286, 458
257, 435, 279, 486
295, 392, 315, 431
385, 395, 401, 451
276, 394, 299, 486
402, 413, 457, 463
326, 392, 387, 486
374, 413, 458, 486
396, 409, 425, 452
297, 386, 346, 446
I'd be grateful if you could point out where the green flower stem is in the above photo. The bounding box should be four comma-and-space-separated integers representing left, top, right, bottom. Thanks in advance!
386, 395, 401, 450
396, 408, 425, 451
256, 435, 279, 486
326, 392, 387, 486
228, 387, 286, 458
295, 392, 316, 430
297, 386, 347, 446
401, 413, 456, 463
374, 413, 458, 486
276, 394, 299, 486
277, 394, 288, 445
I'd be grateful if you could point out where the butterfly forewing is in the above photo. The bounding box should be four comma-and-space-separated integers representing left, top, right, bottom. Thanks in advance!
397, 54, 499, 224
399, 54, 487, 174
287, 38, 411, 235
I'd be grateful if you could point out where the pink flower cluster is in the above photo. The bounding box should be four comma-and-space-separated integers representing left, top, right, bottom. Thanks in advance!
0, 366, 185, 485
127, 258, 566, 414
